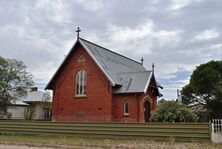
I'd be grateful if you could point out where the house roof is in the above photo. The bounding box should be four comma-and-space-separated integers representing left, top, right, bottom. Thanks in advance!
11, 100, 29, 106
11, 90, 52, 106
45, 38, 161, 94
21, 91, 46, 103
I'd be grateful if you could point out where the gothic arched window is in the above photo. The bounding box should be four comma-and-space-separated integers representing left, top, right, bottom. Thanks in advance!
75, 69, 86, 96
124, 101, 129, 115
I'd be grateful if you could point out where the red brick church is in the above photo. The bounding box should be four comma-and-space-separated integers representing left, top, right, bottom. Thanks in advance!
45, 33, 162, 122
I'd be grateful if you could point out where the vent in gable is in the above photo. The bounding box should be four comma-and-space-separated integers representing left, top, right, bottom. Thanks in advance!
77, 55, 86, 61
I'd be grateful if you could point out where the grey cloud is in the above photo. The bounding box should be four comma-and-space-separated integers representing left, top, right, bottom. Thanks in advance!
0, 0, 221, 99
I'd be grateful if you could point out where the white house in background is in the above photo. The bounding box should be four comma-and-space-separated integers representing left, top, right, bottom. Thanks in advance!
7, 100, 28, 119
7, 87, 51, 120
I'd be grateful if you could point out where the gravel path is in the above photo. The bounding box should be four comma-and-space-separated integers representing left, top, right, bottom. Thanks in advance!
0, 144, 54, 149
0, 144, 102, 149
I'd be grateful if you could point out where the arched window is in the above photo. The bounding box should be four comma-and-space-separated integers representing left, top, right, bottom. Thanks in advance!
123, 101, 129, 115
75, 69, 86, 96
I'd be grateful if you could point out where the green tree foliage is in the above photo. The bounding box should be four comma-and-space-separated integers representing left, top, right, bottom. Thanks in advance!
0, 56, 33, 117
151, 100, 198, 122
181, 60, 222, 119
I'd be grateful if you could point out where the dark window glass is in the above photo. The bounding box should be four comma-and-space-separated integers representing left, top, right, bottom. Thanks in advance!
124, 102, 129, 115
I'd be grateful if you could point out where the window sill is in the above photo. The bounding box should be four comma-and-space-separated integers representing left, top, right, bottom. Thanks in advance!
123, 114, 129, 117
74, 95, 87, 99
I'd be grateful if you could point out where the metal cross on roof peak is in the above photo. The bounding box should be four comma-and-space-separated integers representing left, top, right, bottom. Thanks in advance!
141, 57, 144, 65
76, 27, 81, 39
152, 63, 155, 73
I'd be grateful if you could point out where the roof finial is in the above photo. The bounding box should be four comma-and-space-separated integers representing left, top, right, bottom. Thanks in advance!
141, 57, 144, 65
152, 63, 155, 73
76, 27, 81, 39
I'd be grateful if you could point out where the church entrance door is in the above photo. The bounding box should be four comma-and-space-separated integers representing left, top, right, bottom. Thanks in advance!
144, 100, 150, 122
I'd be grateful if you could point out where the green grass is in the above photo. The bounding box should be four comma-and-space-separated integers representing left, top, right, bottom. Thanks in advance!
0, 134, 221, 149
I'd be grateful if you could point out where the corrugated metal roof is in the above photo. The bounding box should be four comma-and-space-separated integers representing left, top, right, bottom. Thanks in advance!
45, 38, 161, 94
21, 91, 45, 103
79, 38, 147, 86
10, 90, 52, 106
113, 71, 152, 93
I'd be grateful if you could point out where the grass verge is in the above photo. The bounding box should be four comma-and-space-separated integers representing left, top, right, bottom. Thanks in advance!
0, 134, 221, 149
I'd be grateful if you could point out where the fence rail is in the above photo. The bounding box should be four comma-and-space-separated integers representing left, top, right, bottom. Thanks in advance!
0, 120, 210, 142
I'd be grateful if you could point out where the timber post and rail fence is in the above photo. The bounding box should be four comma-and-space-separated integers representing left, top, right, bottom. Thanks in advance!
0, 120, 211, 142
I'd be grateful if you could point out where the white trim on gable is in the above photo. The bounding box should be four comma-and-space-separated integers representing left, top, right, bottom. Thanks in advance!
79, 39, 116, 86
45, 40, 79, 90
143, 72, 161, 96
144, 71, 153, 94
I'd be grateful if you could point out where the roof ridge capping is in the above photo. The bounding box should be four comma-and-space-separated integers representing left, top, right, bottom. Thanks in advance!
79, 37, 143, 65
117, 70, 152, 74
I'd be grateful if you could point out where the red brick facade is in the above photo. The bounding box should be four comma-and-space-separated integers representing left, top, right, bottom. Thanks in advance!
112, 93, 157, 122
51, 43, 158, 122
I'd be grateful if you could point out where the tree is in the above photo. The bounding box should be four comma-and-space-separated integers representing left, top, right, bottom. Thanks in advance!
42, 91, 51, 120
0, 56, 33, 118
151, 100, 198, 123
181, 60, 222, 119
23, 105, 36, 120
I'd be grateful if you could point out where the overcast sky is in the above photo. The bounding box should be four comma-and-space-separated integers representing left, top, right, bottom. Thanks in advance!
0, 0, 221, 99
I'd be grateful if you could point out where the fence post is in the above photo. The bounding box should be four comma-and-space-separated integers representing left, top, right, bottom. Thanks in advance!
212, 121, 214, 133
220, 119, 222, 133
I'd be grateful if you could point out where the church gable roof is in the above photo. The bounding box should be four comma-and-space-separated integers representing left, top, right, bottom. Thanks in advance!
45, 38, 160, 94
79, 38, 146, 85
113, 71, 152, 93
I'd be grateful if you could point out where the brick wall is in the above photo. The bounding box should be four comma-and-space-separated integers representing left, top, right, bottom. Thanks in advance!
112, 92, 157, 122
112, 94, 139, 122
52, 44, 112, 122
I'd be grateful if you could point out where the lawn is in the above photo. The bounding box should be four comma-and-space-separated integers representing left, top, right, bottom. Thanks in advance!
0, 135, 221, 149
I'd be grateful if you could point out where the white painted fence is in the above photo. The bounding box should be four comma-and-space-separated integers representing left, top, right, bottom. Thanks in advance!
211, 119, 222, 143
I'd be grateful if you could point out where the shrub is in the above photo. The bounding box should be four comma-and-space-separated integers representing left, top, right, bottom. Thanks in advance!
23, 105, 36, 120
151, 100, 198, 122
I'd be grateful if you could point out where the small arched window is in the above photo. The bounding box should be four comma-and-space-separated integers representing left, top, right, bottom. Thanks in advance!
75, 69, 86, 96
124, 101, 129, 115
